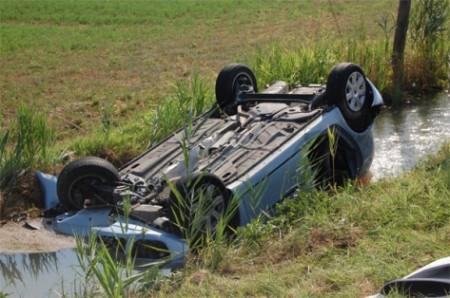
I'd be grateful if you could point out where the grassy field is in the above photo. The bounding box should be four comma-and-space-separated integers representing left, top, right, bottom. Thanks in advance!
1, 0, 395, 138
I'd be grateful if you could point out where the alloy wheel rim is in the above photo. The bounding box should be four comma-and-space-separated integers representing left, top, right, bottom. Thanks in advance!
345, 71, 366, 112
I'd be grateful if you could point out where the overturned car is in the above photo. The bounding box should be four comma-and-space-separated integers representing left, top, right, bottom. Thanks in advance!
41, 62, 383, 263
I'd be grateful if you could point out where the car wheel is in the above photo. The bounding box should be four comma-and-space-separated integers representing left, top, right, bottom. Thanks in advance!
326, 63, 373, 132
169, 174, 229, 239
57, 157, 120, 210
215, 63, 258, 115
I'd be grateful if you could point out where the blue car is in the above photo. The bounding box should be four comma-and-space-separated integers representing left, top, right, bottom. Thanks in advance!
40, 62, 383, 263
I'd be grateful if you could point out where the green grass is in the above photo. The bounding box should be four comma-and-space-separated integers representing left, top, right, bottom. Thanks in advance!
0, 106, 57, 217
74, 199, 163, 298
252, 39, 393, 93
64, 72, 214, 163
251, 36, 449, 100
150, 143, 450, 297
0, 0, 395, 137
0, 106, 55, 189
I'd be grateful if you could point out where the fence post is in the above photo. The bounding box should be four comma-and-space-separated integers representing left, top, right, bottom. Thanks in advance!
392, 0, 411, 103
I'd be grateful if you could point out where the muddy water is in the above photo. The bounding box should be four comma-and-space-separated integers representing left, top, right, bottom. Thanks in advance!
371, 92, 450, 180
1, 93, 449, 297
0, 249, 80, 297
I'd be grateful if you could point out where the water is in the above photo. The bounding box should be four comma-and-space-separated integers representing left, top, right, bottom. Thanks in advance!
371, 92, 450, 180
1, 93, 449, 297
0, 249, 80, 298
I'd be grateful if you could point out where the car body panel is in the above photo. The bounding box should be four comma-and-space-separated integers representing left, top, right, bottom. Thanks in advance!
367, 256, 450, 298
228, 106, 374, 224
368, 79, 384, 108
36, 171, 59, 210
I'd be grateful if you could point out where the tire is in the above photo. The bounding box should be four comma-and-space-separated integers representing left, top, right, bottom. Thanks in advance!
326, 63, 373, 132
215, 63, 258, 115
169, 174, 230, 239
57, 157, 120, 210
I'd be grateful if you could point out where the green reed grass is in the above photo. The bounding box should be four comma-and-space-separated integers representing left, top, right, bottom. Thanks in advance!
75, 234, 161, 298
0, 106, 55, 189
149, 72, 213, 146
252, 36, 449, 100
166, 161, 239, 254
75, 199, 163, 297
406, 0, 450, 92
68, 72, 214, 161
252, 39, 392, 91
160, 107, 240, 269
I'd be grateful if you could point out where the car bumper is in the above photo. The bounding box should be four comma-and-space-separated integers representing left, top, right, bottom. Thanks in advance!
37, 171, 187, 265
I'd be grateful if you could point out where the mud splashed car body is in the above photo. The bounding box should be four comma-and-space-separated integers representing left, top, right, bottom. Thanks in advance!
39, 63, 383, 264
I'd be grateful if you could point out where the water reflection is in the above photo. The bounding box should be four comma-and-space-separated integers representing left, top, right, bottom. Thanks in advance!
0, 252, 59, 287
372, 93, 450, 179
0, 249, 79, 298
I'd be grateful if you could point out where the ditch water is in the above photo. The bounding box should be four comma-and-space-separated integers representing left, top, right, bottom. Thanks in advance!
0, 249, 80, 297
1, 92, 449, 298
371, 92, 450, 180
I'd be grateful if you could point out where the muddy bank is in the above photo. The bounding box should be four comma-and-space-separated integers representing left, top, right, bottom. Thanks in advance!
0, 219, 75, 253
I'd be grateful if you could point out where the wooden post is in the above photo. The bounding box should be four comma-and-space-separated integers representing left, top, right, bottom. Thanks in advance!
392, 0, 411, 103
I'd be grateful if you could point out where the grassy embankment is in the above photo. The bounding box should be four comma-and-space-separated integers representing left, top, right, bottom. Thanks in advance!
72, 144, 450, 297
155, 144, 450, 297
0, 0, 395, 136
0, 2, 449, 214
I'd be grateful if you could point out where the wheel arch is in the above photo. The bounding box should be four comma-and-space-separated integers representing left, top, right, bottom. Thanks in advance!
307, 125, 364, 185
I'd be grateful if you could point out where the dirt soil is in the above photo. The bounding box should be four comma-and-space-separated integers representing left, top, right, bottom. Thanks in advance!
0, 218, 75, 253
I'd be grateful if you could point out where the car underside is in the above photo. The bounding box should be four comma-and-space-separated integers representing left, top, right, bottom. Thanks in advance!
40, 62, 383, 262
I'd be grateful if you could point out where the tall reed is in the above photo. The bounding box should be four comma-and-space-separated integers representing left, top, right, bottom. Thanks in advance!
69, 73, 214, 160
74, 200, 162, 297
0, 106, 55, 189
252, 39, 392, 93
406, 0, 450, 91
75, 233, 161, 298
149, 72, 213, 146
252, 35, 449, 99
